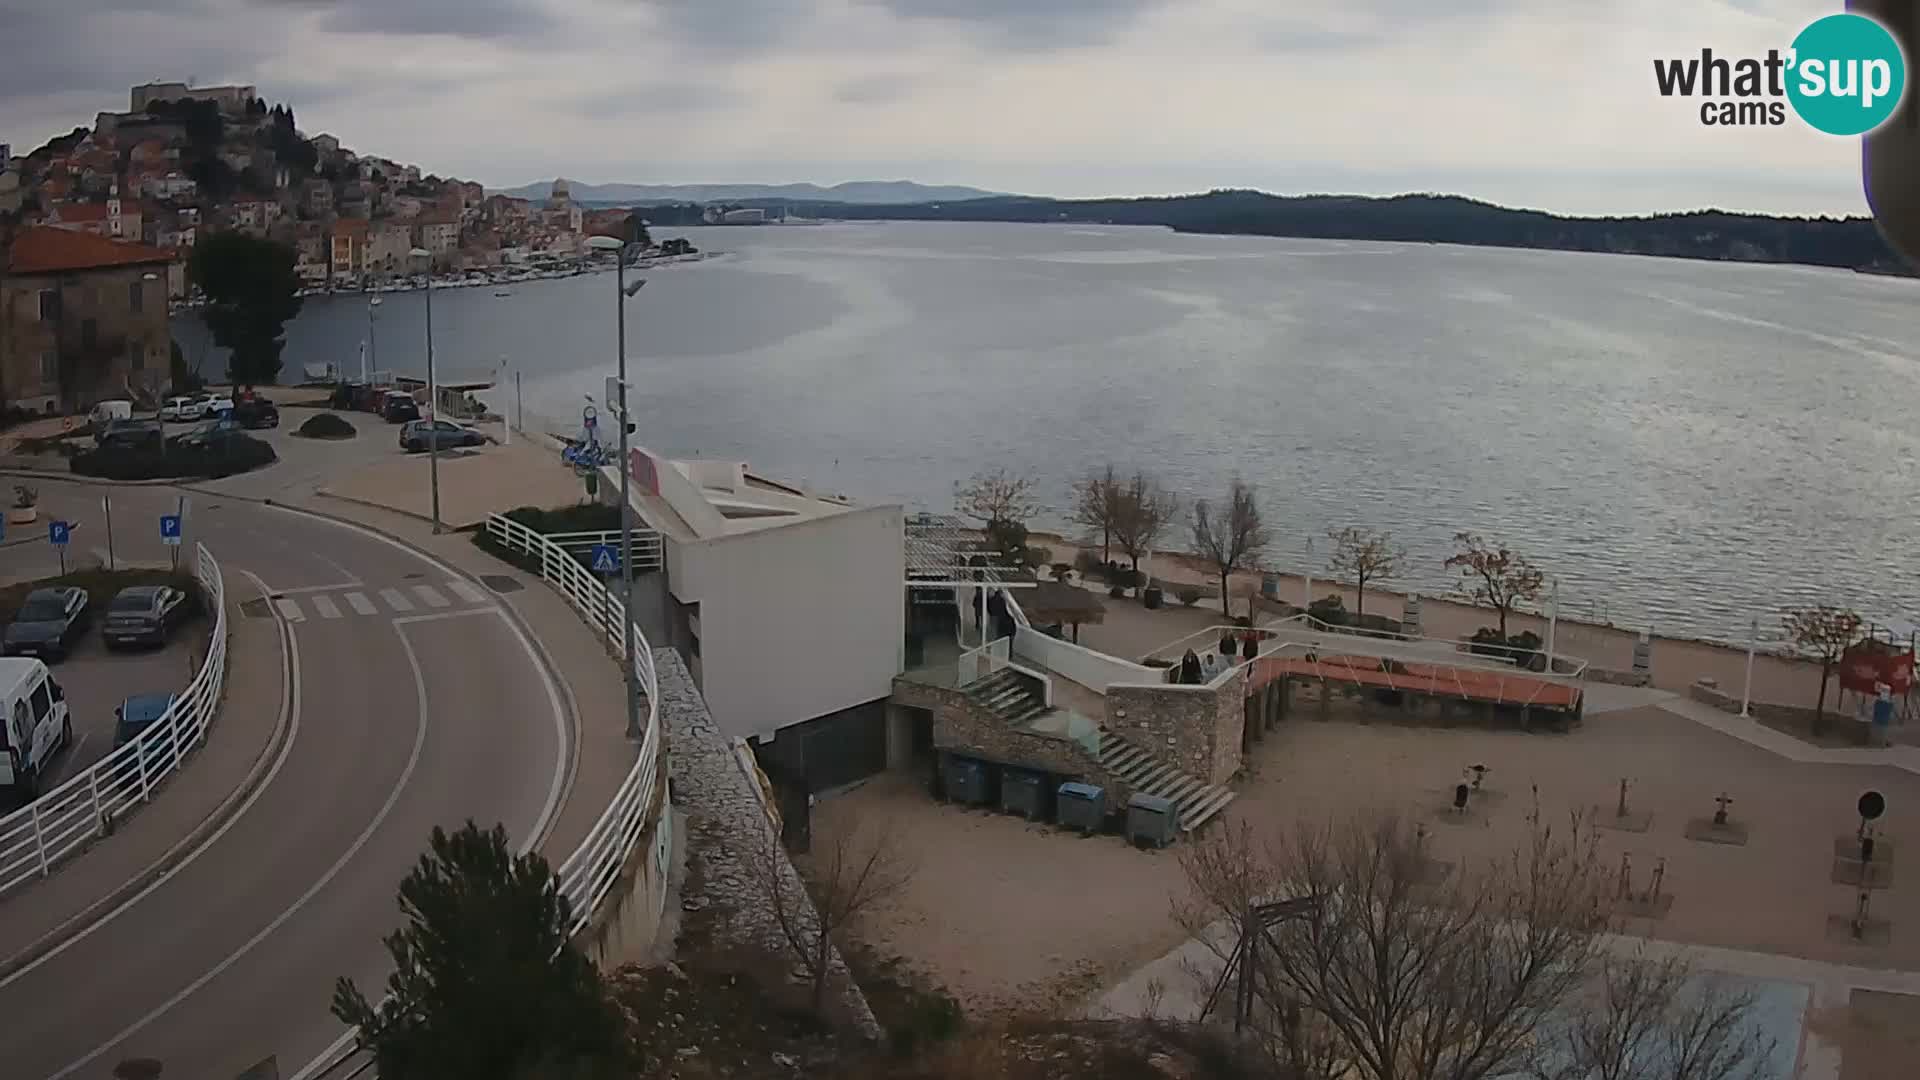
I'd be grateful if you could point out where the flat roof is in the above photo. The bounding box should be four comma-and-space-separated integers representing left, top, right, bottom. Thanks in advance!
623, 451, 870, 543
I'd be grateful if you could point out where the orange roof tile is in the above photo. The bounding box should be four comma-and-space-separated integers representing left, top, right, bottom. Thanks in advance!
53, 202, 111, 223
6, 226, 174, 274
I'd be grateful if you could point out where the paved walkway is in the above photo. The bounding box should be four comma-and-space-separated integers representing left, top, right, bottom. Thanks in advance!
1657, 694, 1920, 777
0, 573, 287, 977
314, 430, 588, 530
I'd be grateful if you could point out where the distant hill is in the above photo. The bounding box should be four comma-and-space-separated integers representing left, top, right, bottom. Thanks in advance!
751, 190, 1908, 275
492, 179, 1009, 205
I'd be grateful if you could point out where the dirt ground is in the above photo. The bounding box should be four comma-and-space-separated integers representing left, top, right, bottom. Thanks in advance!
816, 702, 1920, 1017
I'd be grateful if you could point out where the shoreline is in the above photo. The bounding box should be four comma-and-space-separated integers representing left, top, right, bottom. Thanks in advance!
1026, 529, 1840, 713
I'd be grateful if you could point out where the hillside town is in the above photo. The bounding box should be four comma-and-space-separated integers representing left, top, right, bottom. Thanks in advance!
0, 80, 662, 414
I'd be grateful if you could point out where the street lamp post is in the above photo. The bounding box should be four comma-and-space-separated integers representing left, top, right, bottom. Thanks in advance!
366, 295, 381, 384
587, 233, 647, 740
409, 249, 441, 533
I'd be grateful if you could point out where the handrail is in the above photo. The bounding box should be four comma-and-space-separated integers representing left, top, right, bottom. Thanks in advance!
483, 512, 663, 937
0, 543, 228, 898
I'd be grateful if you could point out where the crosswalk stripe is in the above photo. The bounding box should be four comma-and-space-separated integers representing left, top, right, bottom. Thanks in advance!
273, 597, 305, 622
380, 588, 414, 613
413, 584, 451, 609
447, 579, 488, 605
311, 594, 342, 619
345, 592, 377, 616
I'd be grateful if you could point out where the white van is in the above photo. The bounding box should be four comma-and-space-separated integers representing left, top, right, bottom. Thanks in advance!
88, 399, 132, 435
0, 658, 71, 797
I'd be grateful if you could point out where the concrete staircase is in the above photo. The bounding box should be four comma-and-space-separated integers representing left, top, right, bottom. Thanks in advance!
1097, 731, 1238, 832
965, 668, 1051, 727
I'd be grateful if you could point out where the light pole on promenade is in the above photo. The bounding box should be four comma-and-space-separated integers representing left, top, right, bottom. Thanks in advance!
408, 248, 441, 533
586, 232, 648, 740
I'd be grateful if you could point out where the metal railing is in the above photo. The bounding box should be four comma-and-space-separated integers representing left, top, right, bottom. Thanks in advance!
956, 636, 1011, 689
0, 543, 227, 898
482, 512, 664, 936
541, 529, 664, 572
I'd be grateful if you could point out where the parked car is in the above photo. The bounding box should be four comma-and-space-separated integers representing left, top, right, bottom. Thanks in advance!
95, 418, 165, 451
160, 396, 205, 423
233, 398, 279, 429
3, 587, 91, 662
87, 399, 132, 435
400, 419, 485, 453
382, 392, 421, 423
113, 692, 176, 749
103, 585, 190, 650
0, 658, 70, 797
167, 414, 242, 450
202, 392, 235, 416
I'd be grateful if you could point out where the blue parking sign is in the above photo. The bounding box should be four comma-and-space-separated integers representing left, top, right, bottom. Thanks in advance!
590, 544, 619, 574
48, 520, 70, 547
160, 514, 182, 546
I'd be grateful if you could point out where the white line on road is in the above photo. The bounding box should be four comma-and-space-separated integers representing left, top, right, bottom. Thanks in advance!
393, 608, 500, 626
266, 584, 362, 596
309, 594, 341, 619
0, 568, 300, 990
412, 584, 451, 609
344, 592, 377, 616
50, 607, 434, 1079
378, 587, 413, 613
447, 579, 488, 605
272, 597, 304, 622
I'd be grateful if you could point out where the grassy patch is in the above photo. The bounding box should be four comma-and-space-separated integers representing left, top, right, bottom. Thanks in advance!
468, 503, 628, 576
293, 412, 358, 440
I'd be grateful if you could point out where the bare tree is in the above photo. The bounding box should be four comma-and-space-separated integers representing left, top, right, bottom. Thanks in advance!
1535, 946, 1777, 1080
1113, 470, 1179, 578
1444, 531, 1545, 639
1071, 464, 1122, 566
954, 467, 1039, 564
1325, 526, 1407, 620
1781, 605, 1863, 734
754, 819, 915, 1014
1192, 479, 1270, 617
1173, 813, 1773, 1080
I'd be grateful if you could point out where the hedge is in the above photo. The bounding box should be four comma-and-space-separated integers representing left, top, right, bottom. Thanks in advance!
70, 434, 278, 481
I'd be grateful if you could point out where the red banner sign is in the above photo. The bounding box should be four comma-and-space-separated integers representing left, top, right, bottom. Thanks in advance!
1840, 641, 1915, 696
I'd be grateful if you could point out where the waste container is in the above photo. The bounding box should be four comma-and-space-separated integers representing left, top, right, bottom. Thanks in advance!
1001, 769, 1045, 820
1127, 793, 1180, 848
1057, 782, 1106, 834
944, 756, 990, 806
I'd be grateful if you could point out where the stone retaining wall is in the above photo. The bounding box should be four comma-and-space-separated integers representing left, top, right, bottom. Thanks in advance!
1106, 669, 1245, 786
661, 649, 883, 1040
893, 677, 1129, 797
1587, 667, 1652, 688
1689, 678, 1824, 729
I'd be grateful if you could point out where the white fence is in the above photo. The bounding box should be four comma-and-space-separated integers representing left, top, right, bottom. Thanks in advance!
542, 529, 664, 573
483, 512, 665, 937
0, 543, 227, 898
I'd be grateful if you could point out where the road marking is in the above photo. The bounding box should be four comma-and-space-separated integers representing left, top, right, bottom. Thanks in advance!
344, 591, 377, 616
49, 613, 432, 1080
394, 607, 500, 626
447, 579, 488, 605
267, 583, 362, 596
310, 594, 341, 620
379, 587, 413, 612
0, 568, 300, 991
273, 597, 304, 622
412, 584, 451, 609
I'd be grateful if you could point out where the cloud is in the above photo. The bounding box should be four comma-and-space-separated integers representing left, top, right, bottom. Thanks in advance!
833, 73, 920, 104
260, 0, 560, 39
865, 0, 1169, 48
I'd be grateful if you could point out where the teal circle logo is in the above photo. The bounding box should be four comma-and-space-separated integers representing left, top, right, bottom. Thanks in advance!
1787, 13, 1907, 136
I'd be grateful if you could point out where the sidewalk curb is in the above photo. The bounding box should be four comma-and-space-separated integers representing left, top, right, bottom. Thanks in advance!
0, 577, 293, 983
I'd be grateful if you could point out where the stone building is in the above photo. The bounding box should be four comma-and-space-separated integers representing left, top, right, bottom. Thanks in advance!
1, 227, 173, 413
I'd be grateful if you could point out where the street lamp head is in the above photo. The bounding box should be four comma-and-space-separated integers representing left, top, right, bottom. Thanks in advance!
622, 278, 647, 298
586, 235, 624, 251
409, 247, 431, 259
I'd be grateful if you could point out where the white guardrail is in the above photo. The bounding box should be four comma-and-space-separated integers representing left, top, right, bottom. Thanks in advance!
0, 542, 227, 897
484, 512, 663, 936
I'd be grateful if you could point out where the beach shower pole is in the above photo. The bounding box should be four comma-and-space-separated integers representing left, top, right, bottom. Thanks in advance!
1546, 578, 1558, 672
1303, 537, 1313, 615
1740, 617, 1758, 718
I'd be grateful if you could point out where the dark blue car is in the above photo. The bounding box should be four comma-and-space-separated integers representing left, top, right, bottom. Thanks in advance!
114, 693, 177, 749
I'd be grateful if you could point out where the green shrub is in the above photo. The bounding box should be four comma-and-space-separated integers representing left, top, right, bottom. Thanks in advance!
1108, 585, 1126, 599
1308, 594, 1348, 626
70, 435, 276, 480
1177, 587, 1201, 606
295, 412, 357, 439
1073, 550, 1104, 580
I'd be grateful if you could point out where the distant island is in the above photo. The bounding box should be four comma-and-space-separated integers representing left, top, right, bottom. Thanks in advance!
733, 190, 1909, 276
492, 178, 1008, 206
601, 188, 1904, 276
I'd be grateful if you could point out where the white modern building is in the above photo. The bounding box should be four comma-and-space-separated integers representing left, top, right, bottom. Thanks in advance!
601, 446, 905, 784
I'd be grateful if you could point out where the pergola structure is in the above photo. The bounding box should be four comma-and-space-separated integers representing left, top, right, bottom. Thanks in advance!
905, 513, 1035, 648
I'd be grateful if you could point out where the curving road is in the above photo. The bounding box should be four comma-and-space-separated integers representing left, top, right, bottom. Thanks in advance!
0, 488, 571, 1079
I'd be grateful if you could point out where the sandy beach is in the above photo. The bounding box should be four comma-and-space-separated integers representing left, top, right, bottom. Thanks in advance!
1029, 530, 1851, 714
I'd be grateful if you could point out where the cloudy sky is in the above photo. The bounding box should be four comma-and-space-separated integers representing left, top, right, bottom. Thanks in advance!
0, 0, 1880, 215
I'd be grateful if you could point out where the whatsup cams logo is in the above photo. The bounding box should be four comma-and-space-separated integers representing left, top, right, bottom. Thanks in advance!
1654, 12, 1908, 134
